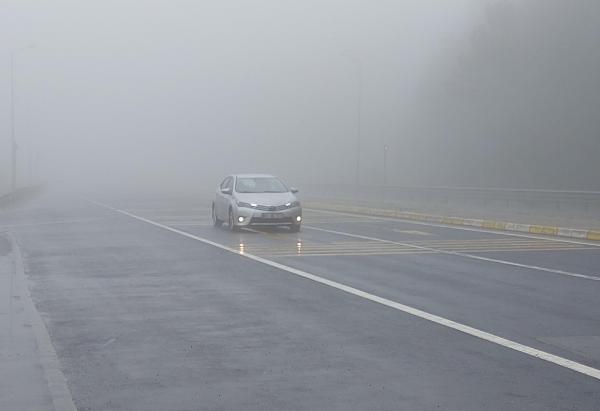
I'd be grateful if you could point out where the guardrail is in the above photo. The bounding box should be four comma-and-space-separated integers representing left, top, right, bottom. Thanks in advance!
300, 184, 600, 218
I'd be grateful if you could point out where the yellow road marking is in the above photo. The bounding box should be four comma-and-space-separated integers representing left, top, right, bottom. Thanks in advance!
392, 229, 432, 235
238, 240, 588, 252
239, 246, 586, 256
236, 235, 597, 258
262, 250, 437, 257
588, 231, 600, 241
241, 237, 594, 257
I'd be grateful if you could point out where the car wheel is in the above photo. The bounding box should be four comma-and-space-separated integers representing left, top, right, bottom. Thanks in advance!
228, 208, 239, 232
212, 203, 223, 227
290, 223, 301, 233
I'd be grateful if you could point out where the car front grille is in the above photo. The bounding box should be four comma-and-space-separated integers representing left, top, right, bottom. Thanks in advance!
254, 204, 289, 211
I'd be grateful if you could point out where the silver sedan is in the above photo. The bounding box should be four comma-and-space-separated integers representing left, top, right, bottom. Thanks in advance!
212, 174, 302, 232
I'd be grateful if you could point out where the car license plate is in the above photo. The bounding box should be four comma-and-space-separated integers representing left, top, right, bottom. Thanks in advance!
262, 213, 284, 219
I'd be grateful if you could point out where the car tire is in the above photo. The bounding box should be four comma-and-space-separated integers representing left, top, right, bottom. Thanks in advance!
228, 208, 239, 232
290, 224, 301, 233
212, 203, 223, 227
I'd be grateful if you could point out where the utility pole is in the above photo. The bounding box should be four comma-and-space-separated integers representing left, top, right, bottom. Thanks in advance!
9, 45, 35, 196
341, 52, 363, 186
10, 51, 16, 196
383, 145, 388, 186
355, 60, 362, 187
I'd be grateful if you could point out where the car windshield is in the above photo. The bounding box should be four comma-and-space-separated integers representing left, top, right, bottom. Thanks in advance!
235, 177, 288, 193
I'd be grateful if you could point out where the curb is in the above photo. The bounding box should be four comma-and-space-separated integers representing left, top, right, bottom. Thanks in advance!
305, 202, 600, 242
8, 232, 78, 411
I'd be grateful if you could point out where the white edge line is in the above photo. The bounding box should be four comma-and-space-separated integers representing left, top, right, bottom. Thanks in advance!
304, 207, 600, 248
0, 217, 108, 230
89, 201, 600, 381
9, 232, 78, 411
304, 225, 600, 282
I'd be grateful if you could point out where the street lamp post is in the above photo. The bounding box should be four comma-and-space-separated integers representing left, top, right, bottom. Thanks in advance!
355, 61, 362, 187
342, 53, 363, 186
9, 45, 35, 196
10, 51, 16, 195
383, 145, 388, 186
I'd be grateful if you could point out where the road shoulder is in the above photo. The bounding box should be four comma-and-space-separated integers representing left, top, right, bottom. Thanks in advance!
0, 232, 76, 411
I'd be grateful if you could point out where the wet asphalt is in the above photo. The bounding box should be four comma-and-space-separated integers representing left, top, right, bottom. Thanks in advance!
2, 191, 600, 410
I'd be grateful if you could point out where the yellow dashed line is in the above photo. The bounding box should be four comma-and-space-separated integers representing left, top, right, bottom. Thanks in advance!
239, 237, 596, 258
263, 250, 437, 257
482, 221, 507, 230
587, 230, 600, 241
529, 225, 560, 235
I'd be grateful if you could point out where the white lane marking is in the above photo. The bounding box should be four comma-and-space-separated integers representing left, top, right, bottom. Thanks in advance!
393, 229, 432, 235
126, 208, 207, 213
159, 222, 213, 227
85, 198, 119, 211
305, 208, 600, 248
0, 217, 109, 229
304, 226, 600, 282
9, 232, 78, 411
138, 215, 207, 220
88, 200, 600, 381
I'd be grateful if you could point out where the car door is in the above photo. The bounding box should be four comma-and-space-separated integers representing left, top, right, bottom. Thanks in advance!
215, 176, 233, 220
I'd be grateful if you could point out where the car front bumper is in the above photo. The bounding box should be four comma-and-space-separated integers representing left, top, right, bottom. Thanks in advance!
234, 206, 302, 227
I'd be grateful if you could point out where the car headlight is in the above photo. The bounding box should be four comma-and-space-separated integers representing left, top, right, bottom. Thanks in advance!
237, 201, 253, 208
289, 201, 301, 208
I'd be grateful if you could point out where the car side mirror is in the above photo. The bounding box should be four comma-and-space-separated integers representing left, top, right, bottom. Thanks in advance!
221, 187, 232, 195
290, 187, 299, 194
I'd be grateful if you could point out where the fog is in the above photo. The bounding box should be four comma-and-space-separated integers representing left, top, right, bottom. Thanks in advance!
1, 1, 599, 195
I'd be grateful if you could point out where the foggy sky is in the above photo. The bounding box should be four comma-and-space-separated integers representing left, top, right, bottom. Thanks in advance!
2, 1, 598, 194
1, 1, 477, 193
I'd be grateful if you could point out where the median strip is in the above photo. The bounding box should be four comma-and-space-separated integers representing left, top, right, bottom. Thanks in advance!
305, 202, 599, 241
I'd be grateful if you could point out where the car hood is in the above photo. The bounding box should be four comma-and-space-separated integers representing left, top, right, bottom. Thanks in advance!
235, 192, 297, 206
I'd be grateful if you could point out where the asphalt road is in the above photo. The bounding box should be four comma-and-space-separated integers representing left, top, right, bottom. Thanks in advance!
2, 191, 600, 410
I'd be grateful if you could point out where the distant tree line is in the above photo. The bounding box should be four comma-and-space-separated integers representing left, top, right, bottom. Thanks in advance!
410, 0, 600, 189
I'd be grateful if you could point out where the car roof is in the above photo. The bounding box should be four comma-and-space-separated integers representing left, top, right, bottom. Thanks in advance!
233, 174, 276, 179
